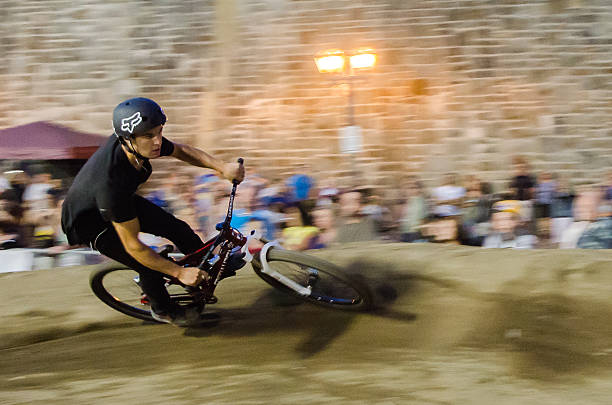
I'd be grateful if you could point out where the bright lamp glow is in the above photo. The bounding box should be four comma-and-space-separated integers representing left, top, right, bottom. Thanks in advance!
314, 50, 345, 73
349, 50, 376, 69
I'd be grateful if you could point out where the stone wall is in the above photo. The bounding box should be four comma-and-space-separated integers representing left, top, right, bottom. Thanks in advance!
1, 0, 611, 190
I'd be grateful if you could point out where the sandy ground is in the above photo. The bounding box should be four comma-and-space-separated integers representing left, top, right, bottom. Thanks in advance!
2, 243, 612, 405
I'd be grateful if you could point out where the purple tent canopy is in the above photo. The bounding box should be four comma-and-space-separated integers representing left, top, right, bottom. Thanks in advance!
0, 121, 108, 160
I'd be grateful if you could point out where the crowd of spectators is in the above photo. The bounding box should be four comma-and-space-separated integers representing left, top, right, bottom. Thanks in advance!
138, 157, 612, 251
0, 167, 67, 250
1, 156, 611, 254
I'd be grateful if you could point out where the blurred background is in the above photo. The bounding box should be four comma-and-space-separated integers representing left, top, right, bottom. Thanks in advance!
1, 0, 611, 260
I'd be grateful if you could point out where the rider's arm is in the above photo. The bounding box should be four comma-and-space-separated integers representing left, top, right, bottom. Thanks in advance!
111, 217, 202, 286
170, 143, 244, 183
171, 143, 225, 174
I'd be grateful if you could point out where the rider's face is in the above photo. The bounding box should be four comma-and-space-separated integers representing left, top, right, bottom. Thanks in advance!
133, 125, 164, 158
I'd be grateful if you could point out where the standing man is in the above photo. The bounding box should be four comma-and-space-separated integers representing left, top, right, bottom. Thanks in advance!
61, 97, 244, 326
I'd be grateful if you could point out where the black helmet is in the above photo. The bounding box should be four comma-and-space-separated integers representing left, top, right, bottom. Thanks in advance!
112, 97, 166, 139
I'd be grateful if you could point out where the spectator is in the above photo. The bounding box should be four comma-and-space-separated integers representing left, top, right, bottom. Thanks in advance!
30, 208, 57, 248
431, 173, 466, 217
309, 205, 337, 249
286, 164, 315, 203
509, 157, 536, 202
549, 177, 575, 246
251, 193, 286, 241
0, 197, 21, 249
226, 179, 281, 241
534, 171, 557, 238
21, 188, 64, 248
399, 178, 428, 242
534, 172, 556, 219
280, 202, 319, 251
420, 214, 462, 245
559, 187, 600, 249
335, 189, 378, 243
1, 170, 28, 208
361, 191, 391, 235
460, 176, 495, 246
317, 178, 340, 206
576, 198, 612, 249
509, 157, 537, 231
0, 170, 29, 246
482, 200, 537, 249
23, 171, 54, 211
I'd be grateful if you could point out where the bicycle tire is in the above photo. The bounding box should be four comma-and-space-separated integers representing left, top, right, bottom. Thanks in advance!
252, 248, 372, 311
89, 261, 158, 323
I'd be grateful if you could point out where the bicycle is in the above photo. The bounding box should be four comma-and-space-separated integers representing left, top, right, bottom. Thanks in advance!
89, 159, 372, 323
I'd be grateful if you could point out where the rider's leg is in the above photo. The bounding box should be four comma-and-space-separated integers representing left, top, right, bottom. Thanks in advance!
92, 226, 175, 314
133, 195, 204, 255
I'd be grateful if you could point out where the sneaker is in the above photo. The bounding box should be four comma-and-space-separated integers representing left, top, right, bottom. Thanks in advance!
150, 309, 174, 324
151, 306, 212, 327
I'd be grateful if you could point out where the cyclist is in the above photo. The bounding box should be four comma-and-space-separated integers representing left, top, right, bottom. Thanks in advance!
61, 97, 245, 326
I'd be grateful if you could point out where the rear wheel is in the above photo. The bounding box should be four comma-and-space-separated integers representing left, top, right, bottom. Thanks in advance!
89, 262, 193, 323
252, 248, 372, 311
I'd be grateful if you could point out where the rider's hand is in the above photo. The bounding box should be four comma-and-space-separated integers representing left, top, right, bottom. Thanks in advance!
177, 267, 207, 286
221, 162, 245, 184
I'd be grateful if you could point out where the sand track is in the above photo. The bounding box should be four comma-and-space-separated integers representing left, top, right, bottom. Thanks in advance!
2, 243, 612, 404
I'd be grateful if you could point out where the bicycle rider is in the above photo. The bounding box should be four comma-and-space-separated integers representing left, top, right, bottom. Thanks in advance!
61, 97, 245, 326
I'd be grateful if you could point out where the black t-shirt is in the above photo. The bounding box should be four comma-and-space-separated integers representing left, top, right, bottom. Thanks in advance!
61, 135, 174, 245
510, 175, 535, 201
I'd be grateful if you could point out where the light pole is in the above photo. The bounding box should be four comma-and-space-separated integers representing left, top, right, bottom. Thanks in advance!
314, 49, 376, 180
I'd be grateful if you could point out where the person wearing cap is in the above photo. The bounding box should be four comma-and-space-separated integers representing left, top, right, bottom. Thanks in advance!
482, 200, 537, 249
61, 97, 245, 326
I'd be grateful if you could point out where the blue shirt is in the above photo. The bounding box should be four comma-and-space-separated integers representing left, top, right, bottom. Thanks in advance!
286, 174, 314, 202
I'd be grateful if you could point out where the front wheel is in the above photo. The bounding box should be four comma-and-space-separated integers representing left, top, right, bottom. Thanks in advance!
252, 248, 372, 311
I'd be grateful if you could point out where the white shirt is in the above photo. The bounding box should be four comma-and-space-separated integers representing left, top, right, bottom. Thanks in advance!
432, 185, 465, 216
482, 234, 537, 249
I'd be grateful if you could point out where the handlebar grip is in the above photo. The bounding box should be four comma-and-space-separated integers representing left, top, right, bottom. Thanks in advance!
232, 158, 244, 185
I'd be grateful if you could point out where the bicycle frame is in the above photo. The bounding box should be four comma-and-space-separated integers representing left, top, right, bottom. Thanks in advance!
167, 177, 251, 302
159, 159, 314, 304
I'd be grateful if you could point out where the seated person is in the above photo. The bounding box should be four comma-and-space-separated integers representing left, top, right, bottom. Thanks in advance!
335, 189, 378, 243
0, 197, 24, 248
559, 188, 600, 249
280, 203, 319, 251
309, 206, 337, 249
482, 200, 537, 249
576, 202, 612, 249
420, 214, 462, 245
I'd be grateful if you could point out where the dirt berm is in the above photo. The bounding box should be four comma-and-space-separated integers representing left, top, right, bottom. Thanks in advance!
2, 243, 612, 405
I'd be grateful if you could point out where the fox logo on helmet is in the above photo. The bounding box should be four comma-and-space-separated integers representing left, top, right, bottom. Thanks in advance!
121, 112, 143, 134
